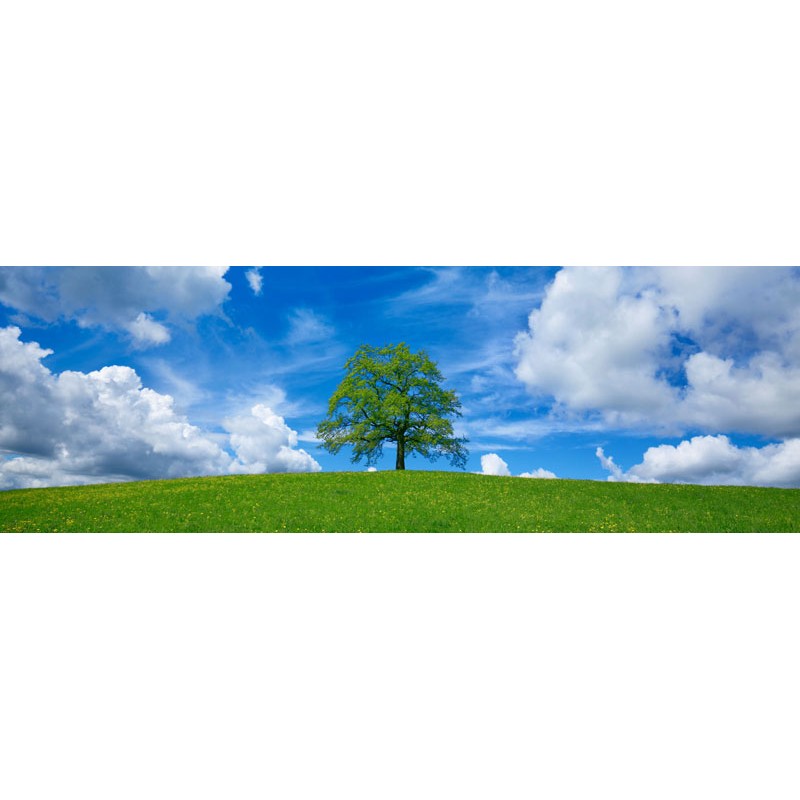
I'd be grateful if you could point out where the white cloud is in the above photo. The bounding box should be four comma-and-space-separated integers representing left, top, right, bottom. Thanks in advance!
225, 404, 321, 474
246, 267, 264, 296
390, 267, 546, 317
0, 327, 63, 458
519, 468, 557, 479
595, 447, 627, 482
388, 269, 551, 425
367, 466, 377, 472
479, 453, 556, 478
297, 429, 322, 444
595, 447, 654, 483
0, 327, 321, 489
681, 352, 800, 438
145, 359, 209, 411
0, 266, 231, 347
127, 312, 171, 346
0, 327, 230, 489
597, 436, 800, 488
514, 267, 800, 437
514, 268, 677, 422
479, 453, 511, 476
286, 308, 335, 345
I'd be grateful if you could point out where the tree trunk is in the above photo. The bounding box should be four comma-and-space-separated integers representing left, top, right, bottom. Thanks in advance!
395, 437, 405, 470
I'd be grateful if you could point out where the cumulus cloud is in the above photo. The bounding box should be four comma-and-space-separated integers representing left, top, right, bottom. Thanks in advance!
480, 453, 512, 476
246, 268, 264, 296
514, 267, 800, 438
597, 436, 800, 488
0, 266, 231, 347
515, 268, 678, 420
127, 312, 171, 346
680, 351, 800, 437
0, 327, 65, 458
479, 453, 557, 479
0, 327, 320, 489
0, 326, 230, 488
225, 404, 321, 474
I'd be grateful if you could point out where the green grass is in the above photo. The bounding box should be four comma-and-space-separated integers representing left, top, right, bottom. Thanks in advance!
1, 471, 798, 532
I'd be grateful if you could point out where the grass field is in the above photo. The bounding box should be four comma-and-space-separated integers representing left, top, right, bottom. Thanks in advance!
1, 471, 798, 532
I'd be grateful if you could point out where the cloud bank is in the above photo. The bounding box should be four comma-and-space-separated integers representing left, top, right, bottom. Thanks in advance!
0, 326, 320, 489
514, 267, 800, 438
0, 266, 231, 347
597, 436, 800, 488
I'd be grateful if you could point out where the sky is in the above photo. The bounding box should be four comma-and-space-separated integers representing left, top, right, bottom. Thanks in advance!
1, 265, 800, 490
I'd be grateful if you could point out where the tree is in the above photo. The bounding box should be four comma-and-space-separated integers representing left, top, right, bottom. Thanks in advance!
316, 343, 469, 470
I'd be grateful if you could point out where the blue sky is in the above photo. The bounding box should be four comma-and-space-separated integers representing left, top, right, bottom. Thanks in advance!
1, 266, 799, 489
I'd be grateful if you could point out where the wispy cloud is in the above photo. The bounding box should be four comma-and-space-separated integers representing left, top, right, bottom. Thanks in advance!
246, 267, 264, 296
379, 268, 557, 424
297, 429, 322, 444
388, 267, 551, 319
462, 410, 609, 450
285, 308, 335, 346
221, 383, 325, 422
144, 358, 210, 411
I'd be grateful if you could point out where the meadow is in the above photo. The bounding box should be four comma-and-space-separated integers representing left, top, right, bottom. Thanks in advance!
1, 471, 798, 532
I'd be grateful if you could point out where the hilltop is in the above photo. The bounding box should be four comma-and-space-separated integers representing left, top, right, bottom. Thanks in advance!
2, 471, 798, 532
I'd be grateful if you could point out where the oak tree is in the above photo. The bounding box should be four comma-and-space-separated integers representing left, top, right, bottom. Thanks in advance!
316, 343, 468, 470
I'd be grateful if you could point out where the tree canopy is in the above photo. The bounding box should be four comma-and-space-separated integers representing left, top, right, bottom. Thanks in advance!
316, 343, 469, 470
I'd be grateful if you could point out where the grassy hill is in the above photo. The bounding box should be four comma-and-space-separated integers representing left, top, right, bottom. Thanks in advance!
1, 471, 798, 532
